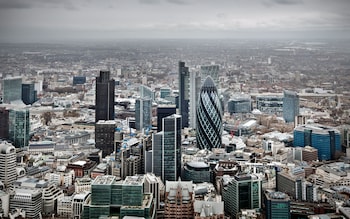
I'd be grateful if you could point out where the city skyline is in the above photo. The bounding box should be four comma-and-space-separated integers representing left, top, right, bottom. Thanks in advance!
0, 0, 349, 42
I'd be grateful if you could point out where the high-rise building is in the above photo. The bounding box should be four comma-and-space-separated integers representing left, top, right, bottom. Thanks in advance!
0, 107, 9, 140
2, 77, 22, 103
178, 61, 190, 128
144, 173, 164, 210
264, 191, 291, 219
160, 87, 171, 99
95, 70, 115, 122
283, 90, 299, 123
293, 124, 341, 160
152, 114, 181, 182
135, 98, 152, 131
222, 174, 262, 218
0, 141, 16, 188
196, 76, 223, 150
9, 108, 30, 148
140, 85, 154, 100
256, 95, 283, 115
228, 96, 251, 114
164, 180, 194, 218
21, 83, 36, 105
156, 105, 176, 132
200, 65, 219, 88
189, 70, 201, 129
95, 120, 115, 157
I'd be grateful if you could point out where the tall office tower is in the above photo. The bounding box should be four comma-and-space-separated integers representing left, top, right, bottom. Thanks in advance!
135, 98, 152, 131
157, 105, 176, 132
196, 76, 223, 150
95, 70, 115, 122
178, 61, 190, 128
200, 65, 220, 88
164, 180, 194, 218
152, 114, 182, 182
2, 76, 22, 103
95, 120, 115, 157
222, 174, 262, 218
10, 187, 42, 219
0, 141, 16, 188
0, 107, 9, 139
9, 108, 30, 148
283, 90, 299, 123
21, 82, 36, 105
140, 85, 154, 100
293, 124, 341, 160
189, 70, 201, 129
264, 191, 291, 219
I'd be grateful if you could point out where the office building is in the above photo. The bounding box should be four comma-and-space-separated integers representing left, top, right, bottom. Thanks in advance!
2, 76, 22, 103
189, 70, 201, 128
9, 108, 30, 148
21, 82, 36, 105
0, 107, 9, 140
95, 120, 115, 157
164, 180, 194, 218
264, 191, 290, 219
294, 124, 341, 160
160, 87, 171, 99
95, 70, 115, 122
178, 61, 190, 128
10, 187, 42, 219
283, 90, 299, 123
144, 173, 164, 210
222, 174, 262, 218
135, 98, 152, 131
42, 184, 64, 215
183, 161, 211, 183
156, 105, 176, 132
73, 76, 87, 85
196, 76, 223, 150
152, 114, 181, 182
140, 85, 154, 100
73, 192, 90, 219
228, 96, 251, 114
57, 196, 73, 218
256, 95, 283, 115
0, 141, 16, 188
200, 65, 219, 87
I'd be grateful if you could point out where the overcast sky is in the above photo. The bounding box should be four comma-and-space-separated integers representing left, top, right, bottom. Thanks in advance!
0, 0, 349, 42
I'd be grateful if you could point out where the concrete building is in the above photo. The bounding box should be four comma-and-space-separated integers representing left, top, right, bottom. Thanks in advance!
10, 187, 42, 219
193, 200, 225, 219
0, 141, 16, 188
183, 161, 211, 183
95, 120, 116, 157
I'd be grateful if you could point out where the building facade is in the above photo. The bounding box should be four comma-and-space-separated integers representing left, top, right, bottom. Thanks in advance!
135, 98, 152, 131
294, 124, 341, 160
0, 107, 9, 140
283, 90, 299, 123
2, 77, 22, 103
21, 83, 36, 105
95, 70, 115, 122
196, 76, 223, 150
228, 96, 251, 114
95, 120, 116, 157
9, 108, 30, 148
156, 105, 176, 132
0, 141, 16, 188
178, 61, 190, 128
264, 191, 291, 219
256, 95, 283, 115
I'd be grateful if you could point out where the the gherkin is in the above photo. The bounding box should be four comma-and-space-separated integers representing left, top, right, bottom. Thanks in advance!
196, 76, 222, 150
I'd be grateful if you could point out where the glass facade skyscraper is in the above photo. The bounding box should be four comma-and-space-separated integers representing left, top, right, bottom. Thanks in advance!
178, 61, 190, 128
2, 77, 22, 103
135, 98, 152, 131
200, 65, 219, 88
152, 114, 181, 182
196, 76, 222, 150
95, 70, 115, 122
283, 90, 299, 123
22, 83, 36, 105
9, 108, 30, 148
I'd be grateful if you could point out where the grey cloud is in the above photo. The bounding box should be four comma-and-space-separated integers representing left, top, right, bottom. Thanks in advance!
262, 0, 303, 7
139, 0, 160, 4
0, 0, 79, 10
167, 0, 188, 5
0, 0, 33, 9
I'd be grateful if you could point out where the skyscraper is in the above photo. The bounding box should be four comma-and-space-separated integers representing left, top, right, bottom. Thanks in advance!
152, 114, 181, 182
95, 70, 115, 122
189, 70, 201, 129
178, 61, 190, 128
196, 76, 223, 150
283, 90, 299, 123
157, 105, 176, 132
0, 141, 17, 188
2, 77, 22, 103
0, 107, 9, 140
264, 191, 291, 219
223, 174, 262, 218
95, 120, 115, 157
22, 82, 36, 105
9, 108, 30, 148
135, 98, 152, 131
140, 85, 154, 100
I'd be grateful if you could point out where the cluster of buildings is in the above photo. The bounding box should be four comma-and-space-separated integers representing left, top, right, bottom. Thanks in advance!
0, 40, 349, 219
